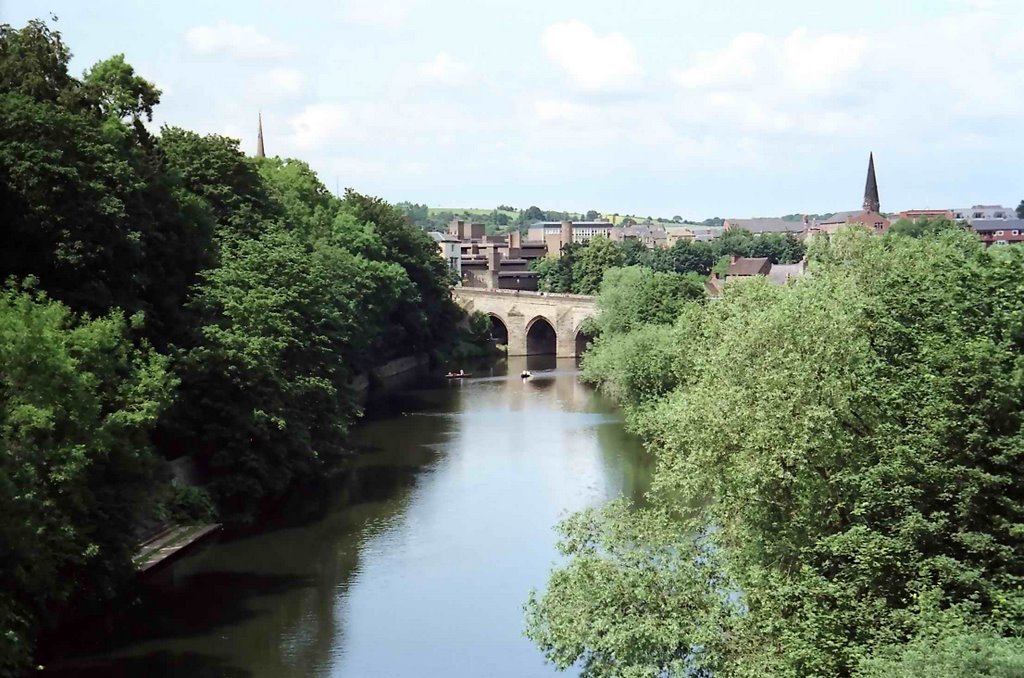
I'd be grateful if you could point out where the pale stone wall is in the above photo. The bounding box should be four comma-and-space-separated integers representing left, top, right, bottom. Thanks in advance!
453, 288, 597, 357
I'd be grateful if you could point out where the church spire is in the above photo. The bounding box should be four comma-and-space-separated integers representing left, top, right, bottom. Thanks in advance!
863, 152, 879, 213
256, 112, 265, 158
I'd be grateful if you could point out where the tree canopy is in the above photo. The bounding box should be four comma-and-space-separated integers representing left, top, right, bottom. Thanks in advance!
0, 18, 473, 671
0, 283, 174, 675
527, 228, 1024, 676
531, 229, 805, 294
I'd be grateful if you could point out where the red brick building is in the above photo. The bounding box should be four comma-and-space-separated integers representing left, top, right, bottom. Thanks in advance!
970, 219, 1024, 246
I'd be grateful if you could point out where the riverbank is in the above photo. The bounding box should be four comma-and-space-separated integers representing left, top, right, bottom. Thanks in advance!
351, 353, 431, 406
38, 357, 652, 677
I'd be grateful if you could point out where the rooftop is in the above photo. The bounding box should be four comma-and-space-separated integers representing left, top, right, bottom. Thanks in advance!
767, 262, 806, 286
970, 218, 1024, 232
725, 218, 805, 234
727, 257, 772, 277
818, 210, 862, 224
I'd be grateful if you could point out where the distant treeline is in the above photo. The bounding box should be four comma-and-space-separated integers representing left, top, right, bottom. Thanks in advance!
531, 230, 806, 295
0, 19, 475, 674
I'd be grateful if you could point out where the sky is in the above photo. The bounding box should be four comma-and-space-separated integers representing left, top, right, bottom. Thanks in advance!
4, 0, 1024, 219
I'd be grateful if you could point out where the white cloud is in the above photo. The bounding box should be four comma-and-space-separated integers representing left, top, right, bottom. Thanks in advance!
268, 68, 305, 94
287, 100, 486, 151
184, 22, 292, 60
339, 0, 412, 28
658, 8, 1024, 172
522, 97, 737, 171
666, 27, 880, 140
542, 20, 641, 92
289, 103, 350, 149
417, 53, 473, 86
671, 29, 865, 99
248, 67, 306, 101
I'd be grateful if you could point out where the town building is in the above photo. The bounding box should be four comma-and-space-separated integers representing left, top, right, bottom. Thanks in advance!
722, 218, 806, 236
953, 205, 1014, 221
665, 225, 724, 245
895, 209, 954, 221
610, 223, 668, 248
526, 220, 672, 252
969, 219, 1024, 246
705, 256, 807, 297
428, 232, 461, 276
527, 220, 615, 244
442, 222, 545, 291
448, 219, 485, 240
725, 256, 772, 279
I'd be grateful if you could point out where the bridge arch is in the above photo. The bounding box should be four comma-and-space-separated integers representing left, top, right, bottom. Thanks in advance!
526, 315, 557, 355
574, 324, 594, 357
487, 313, 509, 346
451, 289, 597, 358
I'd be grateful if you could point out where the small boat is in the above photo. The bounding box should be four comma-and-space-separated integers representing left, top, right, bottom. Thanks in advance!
445, 370, 471, 379
520, 370, 532, 379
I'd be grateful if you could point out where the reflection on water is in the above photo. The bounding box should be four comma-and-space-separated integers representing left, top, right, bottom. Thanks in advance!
43, 357, 652, 678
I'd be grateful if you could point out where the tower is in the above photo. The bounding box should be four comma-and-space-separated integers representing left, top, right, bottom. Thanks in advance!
256, 112, 265, 158
863, 152, 879, 213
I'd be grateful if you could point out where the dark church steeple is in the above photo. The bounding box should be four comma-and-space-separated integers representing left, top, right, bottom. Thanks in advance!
256, 112, 265, 158
863, 152, 879, 213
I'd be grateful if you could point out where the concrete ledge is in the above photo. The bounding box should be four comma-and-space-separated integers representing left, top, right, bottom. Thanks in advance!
134, 523, 221, 573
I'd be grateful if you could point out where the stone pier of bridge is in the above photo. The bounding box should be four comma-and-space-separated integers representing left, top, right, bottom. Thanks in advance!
452, 288, 597, 357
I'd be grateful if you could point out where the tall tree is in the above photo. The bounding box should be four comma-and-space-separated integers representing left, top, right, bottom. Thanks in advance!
571, 236, 626, 294
82, 54, 160, 125
159, 126, 279, 240
0, 284, 173, 674
0, 24, 212, 345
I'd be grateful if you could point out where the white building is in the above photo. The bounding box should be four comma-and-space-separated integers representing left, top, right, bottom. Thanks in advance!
952, 205, 1014, 220
527, 221, 615, 244
428, 232, 461, 277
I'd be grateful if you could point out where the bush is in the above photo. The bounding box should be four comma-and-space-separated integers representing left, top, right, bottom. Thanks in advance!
166, 485, 216, 523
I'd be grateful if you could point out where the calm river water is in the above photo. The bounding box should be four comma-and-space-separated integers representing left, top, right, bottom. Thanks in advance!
45, 356, 652, 678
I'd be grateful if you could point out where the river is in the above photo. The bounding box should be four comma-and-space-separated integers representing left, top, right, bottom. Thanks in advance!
44, 356, 652, 677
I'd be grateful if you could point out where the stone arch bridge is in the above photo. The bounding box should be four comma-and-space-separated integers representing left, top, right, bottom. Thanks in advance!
453, 288, 597, 357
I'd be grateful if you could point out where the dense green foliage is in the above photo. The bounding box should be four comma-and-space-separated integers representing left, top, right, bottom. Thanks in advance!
888, 216, 966, 238
531, 230, 805, 294
0, 19, 470, 672
0, 283, 174, 676
527, 228, 1024, 676
591, 267, 705, 336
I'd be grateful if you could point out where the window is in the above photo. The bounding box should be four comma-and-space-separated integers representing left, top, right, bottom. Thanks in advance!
1014, 230, 1020, 236
995, 212, 1005, 218
974, 212, 984, 218
996, 230, 1004, 236
995, 240, 1008, 245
